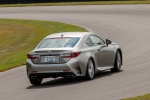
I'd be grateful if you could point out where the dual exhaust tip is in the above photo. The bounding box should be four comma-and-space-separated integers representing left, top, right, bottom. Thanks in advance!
31, 76, 37, 79
30, 75, 75, 79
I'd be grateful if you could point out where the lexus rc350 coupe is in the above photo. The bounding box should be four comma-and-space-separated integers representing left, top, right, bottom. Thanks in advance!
26, 32, 122, 85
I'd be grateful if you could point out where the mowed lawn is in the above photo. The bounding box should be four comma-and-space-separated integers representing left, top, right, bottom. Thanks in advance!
0, 0, 150, 7
122, 94, 150, 100
0, 19, 86, 72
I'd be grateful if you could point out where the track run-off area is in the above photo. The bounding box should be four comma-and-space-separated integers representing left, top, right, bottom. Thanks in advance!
0, 5, 150, 100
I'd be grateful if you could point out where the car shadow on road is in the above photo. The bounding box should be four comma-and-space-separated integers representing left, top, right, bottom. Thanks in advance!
26, 70, 123, 89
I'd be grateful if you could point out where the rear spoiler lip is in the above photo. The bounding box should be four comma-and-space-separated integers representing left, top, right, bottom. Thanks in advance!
33, 48, 74, 51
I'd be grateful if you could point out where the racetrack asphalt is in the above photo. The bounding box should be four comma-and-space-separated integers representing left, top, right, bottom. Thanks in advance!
0, 5, 150, 100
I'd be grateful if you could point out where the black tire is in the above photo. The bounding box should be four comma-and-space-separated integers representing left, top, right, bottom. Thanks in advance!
111, 51, 121, 72
86, 59, 95, 80
29, 77, 42, 85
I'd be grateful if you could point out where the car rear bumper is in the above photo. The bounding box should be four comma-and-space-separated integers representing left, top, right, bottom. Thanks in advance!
29, 72, 75, 78
26, 59, 83, 78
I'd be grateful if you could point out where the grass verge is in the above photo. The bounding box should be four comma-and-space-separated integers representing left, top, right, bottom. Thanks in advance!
0, 1, 150, 7
0, 19, 86, 72
122, 94, 150, 100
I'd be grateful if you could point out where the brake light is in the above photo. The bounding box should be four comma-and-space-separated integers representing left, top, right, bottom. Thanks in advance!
71, 52, 81, 58
27, 54, 39, 59
61, 52, 81, 58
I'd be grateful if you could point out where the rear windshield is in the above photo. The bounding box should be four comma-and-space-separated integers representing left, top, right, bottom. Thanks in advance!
38, 37, 80, 48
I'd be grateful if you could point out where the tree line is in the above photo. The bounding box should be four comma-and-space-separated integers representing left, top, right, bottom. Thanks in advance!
0, 0, 136, 4
0, 0, 105, 4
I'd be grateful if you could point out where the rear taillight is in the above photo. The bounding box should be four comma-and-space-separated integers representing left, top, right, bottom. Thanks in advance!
27, 54, 39, 59
61, 52, 81, 58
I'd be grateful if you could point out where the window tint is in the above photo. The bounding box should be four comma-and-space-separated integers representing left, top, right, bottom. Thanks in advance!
89, 35, 105, 45
38, 37, 80, 48
85, 38, 94, 46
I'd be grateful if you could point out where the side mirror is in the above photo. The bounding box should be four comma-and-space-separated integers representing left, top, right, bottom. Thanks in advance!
106, 39, 111, 46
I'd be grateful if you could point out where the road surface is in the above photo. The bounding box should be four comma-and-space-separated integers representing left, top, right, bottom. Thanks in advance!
0, 5, 150, 100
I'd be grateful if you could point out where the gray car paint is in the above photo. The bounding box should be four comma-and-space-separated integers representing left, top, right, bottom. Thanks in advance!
26, 32, 122, 78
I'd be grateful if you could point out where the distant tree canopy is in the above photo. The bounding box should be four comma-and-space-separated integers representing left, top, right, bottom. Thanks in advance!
0, 0, 119, 4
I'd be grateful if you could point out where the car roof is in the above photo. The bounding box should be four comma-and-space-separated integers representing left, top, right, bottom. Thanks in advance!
45, 32, 93, 38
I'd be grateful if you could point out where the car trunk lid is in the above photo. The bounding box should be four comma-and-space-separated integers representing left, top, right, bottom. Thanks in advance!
28, 48, 74, 64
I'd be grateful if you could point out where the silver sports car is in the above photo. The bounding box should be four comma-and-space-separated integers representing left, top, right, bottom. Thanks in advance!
26, 32, 122, 85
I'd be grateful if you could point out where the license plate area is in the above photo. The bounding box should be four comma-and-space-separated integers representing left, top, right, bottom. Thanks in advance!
41, 56, 59, 63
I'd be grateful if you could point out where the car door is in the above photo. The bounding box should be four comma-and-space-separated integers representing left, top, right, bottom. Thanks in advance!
89, 35, 115, 67
84, 36, 100, 68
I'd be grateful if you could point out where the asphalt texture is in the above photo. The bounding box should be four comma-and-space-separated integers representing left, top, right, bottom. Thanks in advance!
0, 5, 150, 100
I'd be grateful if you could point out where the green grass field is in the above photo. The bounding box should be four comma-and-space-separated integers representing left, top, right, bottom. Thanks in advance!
0, 0, 150, 7
122, 94, 150, 100
0, 19, 86, 72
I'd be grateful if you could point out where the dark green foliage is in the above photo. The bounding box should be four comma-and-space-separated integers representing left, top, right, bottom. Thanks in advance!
0, 0, 145, 4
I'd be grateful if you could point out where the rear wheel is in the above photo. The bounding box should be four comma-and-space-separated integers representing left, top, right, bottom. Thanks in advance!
29, 77, 42, 85
111, 51, 121, 72
86, 59, 95, 80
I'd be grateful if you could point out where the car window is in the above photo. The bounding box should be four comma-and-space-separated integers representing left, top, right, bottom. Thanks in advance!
85, 37, 94, 46
38, 37, 80, 48
89, 35, 105, 45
